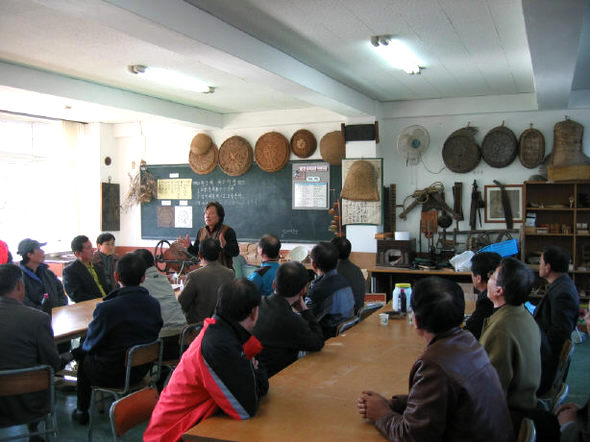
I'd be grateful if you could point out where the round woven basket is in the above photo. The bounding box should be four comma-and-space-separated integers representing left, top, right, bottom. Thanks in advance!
341, 160, 379, 201
320, 131, 345, 165
219, 136, 253, 176
255, 131, 290, 172
519, 127, 545, 168
189, 143, 218, 175
190, 133, 212, 155
290, 129, 317, 158
442, 127, 481, 173
481, 125, 517, 168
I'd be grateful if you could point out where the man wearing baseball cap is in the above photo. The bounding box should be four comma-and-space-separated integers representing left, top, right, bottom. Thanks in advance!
17, 238, 68, 312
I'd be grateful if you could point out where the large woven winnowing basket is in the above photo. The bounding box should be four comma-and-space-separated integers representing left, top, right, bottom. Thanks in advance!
341, 160, 379, 201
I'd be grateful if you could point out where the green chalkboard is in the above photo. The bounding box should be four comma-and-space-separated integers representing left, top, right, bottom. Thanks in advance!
141, 163, 341, 242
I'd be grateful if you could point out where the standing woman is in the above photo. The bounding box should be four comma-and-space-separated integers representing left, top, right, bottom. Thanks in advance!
178, 201, 239, 269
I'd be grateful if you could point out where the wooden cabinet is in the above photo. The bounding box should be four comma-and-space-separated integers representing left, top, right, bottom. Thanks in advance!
522, 181, 590, 300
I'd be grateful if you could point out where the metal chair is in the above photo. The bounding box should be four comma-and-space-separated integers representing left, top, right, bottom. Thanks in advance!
161, 322, 203, 384
357, 302, 383, 321
335, 316, 360, 336
0, 365, 57, 442
550, 382, 570, 414
88, 339, 163, 441
518, 417, 536, 442
109, 387, 159, 441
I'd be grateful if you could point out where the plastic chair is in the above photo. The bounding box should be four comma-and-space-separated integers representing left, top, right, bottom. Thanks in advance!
357, 302, 382, 321
109, 387, 159, 441
518, 417, 536, 442
335, 316, 360, 336
88, 339, 163, 441
0, 365, 57, 442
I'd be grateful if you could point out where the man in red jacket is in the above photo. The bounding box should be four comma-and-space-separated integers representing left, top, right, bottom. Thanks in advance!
144, 278, 269, 442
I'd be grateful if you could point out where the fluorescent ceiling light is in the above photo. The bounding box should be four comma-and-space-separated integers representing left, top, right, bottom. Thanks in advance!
129, 65, 214, 94
370, 36, 422, 75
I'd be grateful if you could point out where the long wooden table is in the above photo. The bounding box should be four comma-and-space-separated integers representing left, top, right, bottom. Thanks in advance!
51, 298, 101, 344
183, 303, 425, 441
368, 266, 472, 297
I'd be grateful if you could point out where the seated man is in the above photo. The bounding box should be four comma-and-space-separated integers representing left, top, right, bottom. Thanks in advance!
253, 261, 324, 377
144, 279, 269, 442
91, 232, 120, 292
357, 277, 512, 441
17, 238, 68, 313
63, 235, 109, 302
178, 238, 234, 324
464, 251, 501, 339
305, 242, 355, 338
134, 248, 187, 360
331, 237, 365, 313
535, 246, 579, 395
0, 264, 62, 435
480, 257, 540, 410
71, 253, 163, 424
248, 234, 281, 296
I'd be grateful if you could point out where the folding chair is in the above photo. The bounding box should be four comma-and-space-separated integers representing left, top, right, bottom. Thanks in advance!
109, 387, 159, 441
0, 365, 57, 442
336, 316, 360, 336
88, 339, 163, 441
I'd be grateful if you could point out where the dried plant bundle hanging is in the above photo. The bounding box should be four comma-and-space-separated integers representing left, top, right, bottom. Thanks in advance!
121, 160, 157, 211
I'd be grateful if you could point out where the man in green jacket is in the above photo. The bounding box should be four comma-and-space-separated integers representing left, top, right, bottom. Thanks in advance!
480, 257, 541, 410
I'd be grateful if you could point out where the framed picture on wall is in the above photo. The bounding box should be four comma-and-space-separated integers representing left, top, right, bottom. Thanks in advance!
484, 184, 523, 223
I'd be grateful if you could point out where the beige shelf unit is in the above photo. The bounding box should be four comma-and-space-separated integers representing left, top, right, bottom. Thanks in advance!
522, 181, 590, 299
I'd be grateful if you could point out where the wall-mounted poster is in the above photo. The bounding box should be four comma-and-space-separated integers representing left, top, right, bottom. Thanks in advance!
341, 158, 383, 225
292, 162, 330, 210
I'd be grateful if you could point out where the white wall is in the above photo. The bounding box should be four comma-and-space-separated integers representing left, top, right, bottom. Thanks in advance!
379, 108, 590, 251
104, 107, 590, 253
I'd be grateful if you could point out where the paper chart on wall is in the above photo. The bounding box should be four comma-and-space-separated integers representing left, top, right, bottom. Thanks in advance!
175, 206, 193, 229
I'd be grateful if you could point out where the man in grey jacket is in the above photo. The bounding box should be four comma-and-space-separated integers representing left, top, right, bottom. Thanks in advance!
0, 264, 62, 435
134, 249, 187, 360
178, 238, 234, 324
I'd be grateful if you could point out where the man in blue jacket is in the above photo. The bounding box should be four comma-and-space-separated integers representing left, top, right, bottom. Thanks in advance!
71, 253, 163, 424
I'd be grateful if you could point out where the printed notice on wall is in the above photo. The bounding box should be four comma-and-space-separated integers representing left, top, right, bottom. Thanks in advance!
157, 179, 192, 200
292, 163, 330, 210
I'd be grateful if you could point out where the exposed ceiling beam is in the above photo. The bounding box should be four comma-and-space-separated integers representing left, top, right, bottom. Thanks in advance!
99, 0, 377, 117
0, 61, 222, 127
523, 0, 586, 110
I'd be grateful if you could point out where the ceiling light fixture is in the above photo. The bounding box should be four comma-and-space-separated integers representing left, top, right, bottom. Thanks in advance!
370, 36, 423, 75
128, 65, 215, 94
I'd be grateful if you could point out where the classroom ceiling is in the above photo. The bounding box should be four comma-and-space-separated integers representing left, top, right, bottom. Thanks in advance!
0, 0, 587, 124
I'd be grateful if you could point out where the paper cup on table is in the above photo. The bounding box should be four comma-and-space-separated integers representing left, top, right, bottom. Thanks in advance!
379, 313, 389, 326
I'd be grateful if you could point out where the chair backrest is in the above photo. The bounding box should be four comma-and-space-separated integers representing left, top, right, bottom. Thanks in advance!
552, 339, 574, 390
109, 387, 159, 440
180, 322, 203, 355
358, 302, 383, 321
123, 339, 163, 392
0, 365, 57, 441
0, 365, 52, 396
550, 382, 569, 414
336, 316, 360, 335
518, 417, 536, 442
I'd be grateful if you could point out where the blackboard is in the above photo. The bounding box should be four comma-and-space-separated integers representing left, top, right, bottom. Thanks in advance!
141, 163, 341, 242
